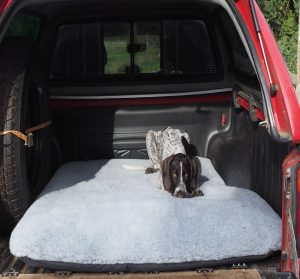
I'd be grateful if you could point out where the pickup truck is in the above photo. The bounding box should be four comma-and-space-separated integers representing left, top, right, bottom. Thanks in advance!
0, 0, 299, 278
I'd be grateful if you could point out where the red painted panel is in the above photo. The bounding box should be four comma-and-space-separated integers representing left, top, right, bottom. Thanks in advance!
237, 96, 265, 121
0, 0, 12, 15
282, 148, 300, 276
235, 1, 300, 143
50, 93, 232, 109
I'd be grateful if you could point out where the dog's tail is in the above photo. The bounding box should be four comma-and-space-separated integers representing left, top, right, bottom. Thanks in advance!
122, 165, 159, 174
122, 165, 146, 171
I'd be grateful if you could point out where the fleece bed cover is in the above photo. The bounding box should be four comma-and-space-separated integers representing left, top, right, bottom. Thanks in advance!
10, 157, 281, 272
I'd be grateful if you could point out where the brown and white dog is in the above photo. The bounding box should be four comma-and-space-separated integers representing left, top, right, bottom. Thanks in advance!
146, 127, 203, 198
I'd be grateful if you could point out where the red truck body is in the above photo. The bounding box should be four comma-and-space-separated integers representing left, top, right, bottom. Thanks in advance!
0, 0, 300, 277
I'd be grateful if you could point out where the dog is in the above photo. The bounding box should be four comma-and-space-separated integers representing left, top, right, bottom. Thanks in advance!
146, 127, 203, 198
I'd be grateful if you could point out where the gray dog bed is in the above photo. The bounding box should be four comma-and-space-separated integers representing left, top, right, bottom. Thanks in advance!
10, 158, 281, 272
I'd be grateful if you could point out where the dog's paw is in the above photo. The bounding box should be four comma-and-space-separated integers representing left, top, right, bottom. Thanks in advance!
192, 189, 204, 197
145, 167, 159, 174
145, 167, 154, 174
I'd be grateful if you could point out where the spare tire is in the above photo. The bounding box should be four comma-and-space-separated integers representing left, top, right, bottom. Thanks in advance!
0, 38, 51, 233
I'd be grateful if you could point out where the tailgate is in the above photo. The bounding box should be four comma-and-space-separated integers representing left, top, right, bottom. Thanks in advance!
3, 270, 262, 279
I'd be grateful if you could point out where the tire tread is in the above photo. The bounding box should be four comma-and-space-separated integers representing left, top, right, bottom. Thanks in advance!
0, 38, 37, 232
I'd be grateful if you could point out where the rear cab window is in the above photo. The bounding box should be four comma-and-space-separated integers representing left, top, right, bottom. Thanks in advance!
51, 19, 220, 81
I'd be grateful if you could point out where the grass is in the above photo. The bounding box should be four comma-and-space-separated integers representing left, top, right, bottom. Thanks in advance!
104, 40, 130, 74
104, 35, 160, 74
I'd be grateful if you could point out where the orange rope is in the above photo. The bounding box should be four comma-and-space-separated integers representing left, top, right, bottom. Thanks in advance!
0, 120, 51, 147
25, 120, 52, 134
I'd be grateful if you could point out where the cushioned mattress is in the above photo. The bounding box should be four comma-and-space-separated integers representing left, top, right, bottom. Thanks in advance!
10, 158, 281, 272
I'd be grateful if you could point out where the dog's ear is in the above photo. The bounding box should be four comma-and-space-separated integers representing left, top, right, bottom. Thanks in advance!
189, 157, 201, 191
160, 155, 175, 192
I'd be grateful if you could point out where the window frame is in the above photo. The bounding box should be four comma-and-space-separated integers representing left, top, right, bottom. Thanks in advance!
50, 15, 224, 83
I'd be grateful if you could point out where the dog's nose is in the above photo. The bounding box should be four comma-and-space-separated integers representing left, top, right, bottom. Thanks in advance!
174, 190, 187, 198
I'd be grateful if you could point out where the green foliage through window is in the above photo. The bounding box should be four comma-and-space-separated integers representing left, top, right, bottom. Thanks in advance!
6, 14, 41, 42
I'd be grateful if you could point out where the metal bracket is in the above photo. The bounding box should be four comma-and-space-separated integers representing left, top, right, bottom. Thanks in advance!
24, 133, 34, 147
259, 120, 271, 134
284, 168, 291, 199
55, 271, 72, 276
107, 272, 126, 275
281, 250, 289, 262
2, 269, 19, 277
233, 90, 241, 110
248, 96, 258, 122
232, 263, 248, 269
197, 268, 214, 273
259, 120, 268, 128
2, 258, 24, 277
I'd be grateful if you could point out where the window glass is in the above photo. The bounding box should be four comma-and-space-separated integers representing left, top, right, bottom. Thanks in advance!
51, 19, 218, 79
51, 23, 103, 78
134, 22, 160, 74
104, 23, 130, 74
164, 20, 216, 75
6, 14, 41, 41
219, 12, 256, 77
